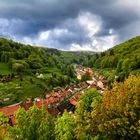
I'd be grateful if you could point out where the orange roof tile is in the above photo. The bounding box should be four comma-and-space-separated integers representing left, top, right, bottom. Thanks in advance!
48, 108, 59, 115
11, 116, 16, 125
20, 102, 33, 110
70, 99, 77, 106
0, 104, 20, 117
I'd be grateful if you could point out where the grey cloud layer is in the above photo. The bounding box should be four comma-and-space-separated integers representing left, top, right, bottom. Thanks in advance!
0, 0, 140, 51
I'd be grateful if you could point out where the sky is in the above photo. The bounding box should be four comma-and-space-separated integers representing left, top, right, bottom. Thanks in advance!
0, 0, 140, 51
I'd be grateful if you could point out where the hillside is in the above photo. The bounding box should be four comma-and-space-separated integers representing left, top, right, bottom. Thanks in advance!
0, 38, 90, 106
0, 36, 140, 106
0, 37, 140, 139
85, 36, 140, 81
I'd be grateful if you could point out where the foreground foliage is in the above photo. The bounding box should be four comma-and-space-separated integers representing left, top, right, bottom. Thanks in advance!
10, 105, 55, 140
0, 75, 140, 139
89, 75, 140, 139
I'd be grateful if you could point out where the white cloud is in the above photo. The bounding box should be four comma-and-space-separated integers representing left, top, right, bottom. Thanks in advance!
22, 37, 35, 45
39, 31, 50, 40
0, 18, 10, 36
0, 12, 119, 52
69, 35, 118, 52
116, 0, 140, 16
70, 43, 93, 51
77, 12, 102, 37
53, 28, 68, 36
109, 28, 114, 34
38, 28, 69, 42
91, 35, 118, 51
0, 18, 24, 38
32, 11, 116, 51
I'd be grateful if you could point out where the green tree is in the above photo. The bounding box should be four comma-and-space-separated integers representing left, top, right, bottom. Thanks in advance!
55, 111, 75, 140
12, 63, 25, 73
66, 65, 76, 78
89, 75, 140, 139
0, 112, 9, 139
0, 52, 8, 62
74, 101, 89, 140
116, 59, 123, 73
9, 105, 55, 140
122, 58, 131, 73
80, 89, 101, 111
109, 49, 114, 56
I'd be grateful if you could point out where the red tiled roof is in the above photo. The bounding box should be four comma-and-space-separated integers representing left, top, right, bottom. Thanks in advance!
11, 116, 16, 125
70, 99, 77, 106
20, 102, 33, 110
47, 108, 59, 116
51, 93, 57, 97
36, 101, 43, 108
0, 104, 20, 117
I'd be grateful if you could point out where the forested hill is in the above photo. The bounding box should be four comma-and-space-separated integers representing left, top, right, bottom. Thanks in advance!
85, 36, 140, 81
0, 36, 140, 80
0, 38, 92, 106
0, 38, 91, 74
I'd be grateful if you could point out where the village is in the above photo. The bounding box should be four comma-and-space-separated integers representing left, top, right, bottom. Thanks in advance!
0, 66, 107, 125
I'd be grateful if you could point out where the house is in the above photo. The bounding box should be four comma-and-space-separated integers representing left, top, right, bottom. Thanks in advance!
20, 102, 33, 110
86, 80, 95, 86
0, 104, 20, 125
70, 98, 78, 106
97, 81, 105, 89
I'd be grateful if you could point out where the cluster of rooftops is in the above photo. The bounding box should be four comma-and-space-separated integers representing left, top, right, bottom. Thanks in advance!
0, 67, 107, 125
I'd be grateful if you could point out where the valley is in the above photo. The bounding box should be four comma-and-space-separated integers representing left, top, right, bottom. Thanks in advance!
0, 37, 140, 139
0, 65, 107, 125
1, 0, 140, 139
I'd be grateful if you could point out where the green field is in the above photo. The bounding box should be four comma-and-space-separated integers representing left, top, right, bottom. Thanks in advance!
0, 75, 47, 107
0, 65, 72, 107
0, 63, 12, 74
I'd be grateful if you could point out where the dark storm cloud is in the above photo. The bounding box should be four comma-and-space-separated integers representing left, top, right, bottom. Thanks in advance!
0, 0, 140, 51
0, 0, 137, 34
